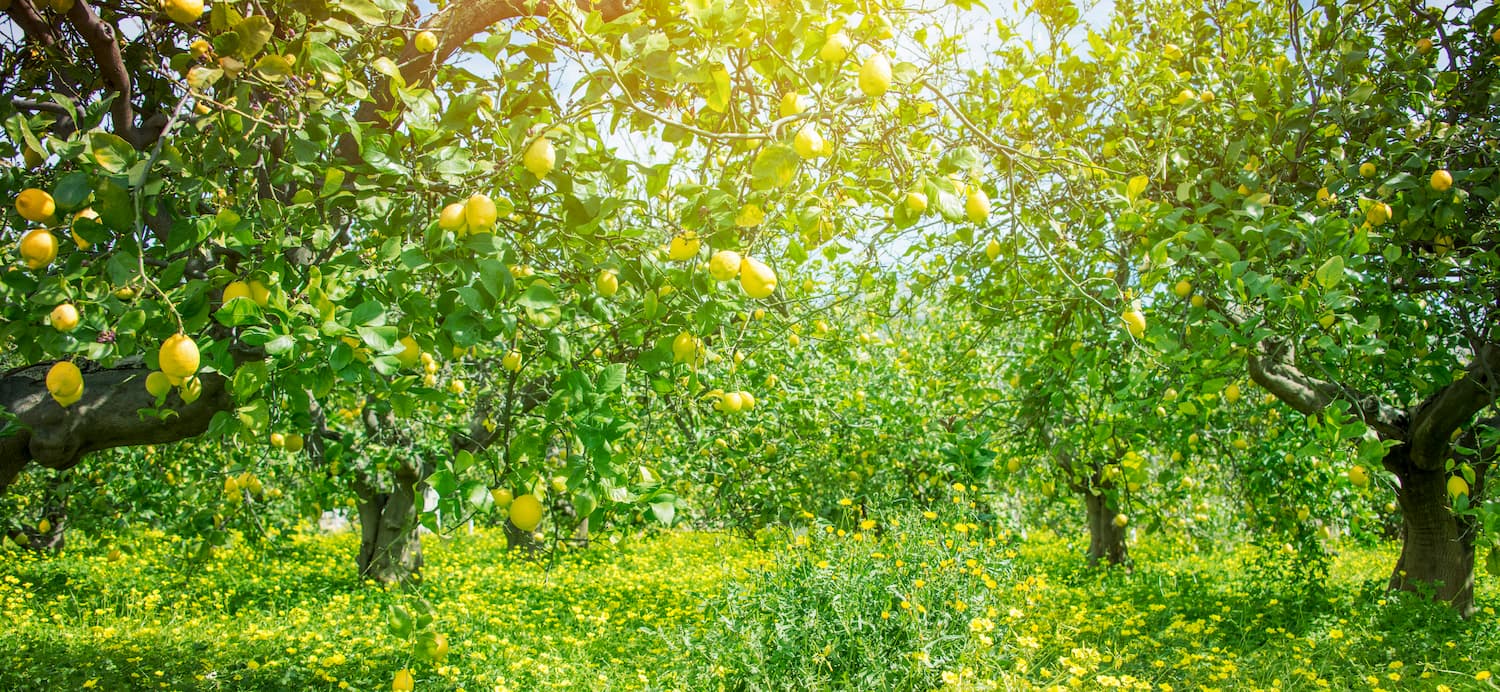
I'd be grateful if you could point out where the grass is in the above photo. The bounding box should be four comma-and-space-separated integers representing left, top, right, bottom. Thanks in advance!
2, 505, 1498, 691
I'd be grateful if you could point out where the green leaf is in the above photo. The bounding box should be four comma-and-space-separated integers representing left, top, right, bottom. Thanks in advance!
517, 283, 559, 309
235, 16, 274, 59
89, 133, 135, 175
1315, 256, 1344, 289
751, 145, 799, 190
428, 469, 458, 497
52, 172, 93, 210
214, 298, 262, 327
703, 64, 731, 113
388, 605, 413, 638
650, 500, 675, 526
596, 363, 627, 392
253, 54, 294, 81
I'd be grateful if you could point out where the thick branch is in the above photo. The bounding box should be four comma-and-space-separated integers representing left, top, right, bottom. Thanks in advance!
0, 361, 232, 493
1247, 335, 1408, 439
4, 0, 61, 46
64, 0, 158, 148
1408, 343, 1500, 470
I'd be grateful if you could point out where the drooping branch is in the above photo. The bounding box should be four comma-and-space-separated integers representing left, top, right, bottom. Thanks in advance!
1407, 343, 1500, 470
1247, 335, 1408, 439
0, 361, 232, 493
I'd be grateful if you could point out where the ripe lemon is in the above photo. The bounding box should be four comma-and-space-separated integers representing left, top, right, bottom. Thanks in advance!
858, 53, 892, 96
438, 202, 467, 232
145, 371, 172, 398
163, 0, 203, 24
1173, 279, 1192, 298
223, 280, 252, 302
50, 303, 79, 332
523, 137, 556, 178
269, 432, 286, 448
1430, 169, 1452, 192
717, 391, 745, 413
667, 233, 700, 261
414, 30, 438, 53
672, 332, 699, 364
708, 250, 742, 281
491, 488, 513, 507
595, 269, 619, 297
1113, 514, 1129, 528
47, 361, 83, 407
464, 194, 497, 230
985, 238, 1001, 261
509, 494, 543, 531
1348, 465, 1369, 487
502, 350, 522, 372
965, 188, 991, 223
159, 333, 200, 380
819, 32, 851, 62
1224, 383, 1241, 403
396, 336, 421, 369
248, 280, 271, 307
905, 191, 928, 214
1358, 161, 1377, 178
19, 229, 58, 270
793, 124, 824, 159
1122, 309, 1146, 338
179, 376, 203, 403
284, 433, 304, 453
1416, 37, 1433, 54
1366, 201, 1392, 226
739, 257, 777, 299
739, 391, 756, 410
71, 208, 99, 248
16, 188, 55, 222
779, 92, 806, 118
393, 669, 415, 692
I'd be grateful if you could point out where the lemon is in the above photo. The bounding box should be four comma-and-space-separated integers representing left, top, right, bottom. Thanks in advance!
1416, 37, 1433, 54
248, 280, 271, 307
1366, 201, 1391, 226
47, 361, 83, 407
523, 137, 556, 178
223, 280, 252, 302
985, 238, 1001, 261
50, 303, 79, 332
269, 432, 286, 448
19, 229, 58, 270
672, 332, 699, 364
163, 0, 203, 24
1173, 279, 1192, 298
189, 38, 212, 59
284, 433, 304, 453
1430, 169, 1452, 192
414, 30, 438, 53
37, 518, 51, 534
819, 32, 851, 62
396, 336, 421, 369
858, 53, 892, 96
145, 371, 172, 398
717, 391, 744, 413
464, 193, 497, 230
1122, 309, 1146, 338
965, 187, 991, 223
159, 333, 200, 380
779, 92, 805, 118
16, 188, 55, 222
739, 257, 777, 299
905, 191, 928, 214
708, 250, 742, 281
1113, 514, 1129, 528
1358, 161, 1377, 178
739, 391, 756, 410
509, 494, 544, 531
393, 669, 415, 692
596, 269, 619, 297
438, 202, 467, 232
502, 350, 522, 372
71, 208, 99, 248
1224, 383, 1241, 403
1348, 465, 1369, 487
491, 488, 513, 507
667, 233, 700, 261
179, 376, 203, 404
793, 123, 824, 159
448, 379, 466, 395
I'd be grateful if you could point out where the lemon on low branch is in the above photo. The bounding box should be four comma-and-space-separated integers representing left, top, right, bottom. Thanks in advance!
740, 257, 777, 298
15, 188, 54, 222
159, 333, 200, 380
46, 361, 83, 407
708, 250, 742, 281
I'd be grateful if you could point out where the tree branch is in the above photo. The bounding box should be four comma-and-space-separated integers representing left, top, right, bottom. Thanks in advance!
0, 361, 232, 493
1408, 342, 1500, 470
3, 0, 61, 46
1247, 335, 1408, 439
64, 0, 159, 148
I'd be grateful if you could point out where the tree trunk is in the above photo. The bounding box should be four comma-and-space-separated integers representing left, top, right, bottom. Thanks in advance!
4, 471, 71, 552
1388, 447, 1476, 617
354, 461, 424, 584
1083, 491, 1127, 567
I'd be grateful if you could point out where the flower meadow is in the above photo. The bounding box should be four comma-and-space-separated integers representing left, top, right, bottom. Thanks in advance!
2, 501, 1498, 691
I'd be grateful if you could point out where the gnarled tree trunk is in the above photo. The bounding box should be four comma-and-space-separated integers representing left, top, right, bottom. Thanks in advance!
354, 455, 427, 584
1386, 445, 1480, 617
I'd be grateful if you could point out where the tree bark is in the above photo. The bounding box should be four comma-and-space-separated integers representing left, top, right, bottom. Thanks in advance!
1385, 444, 1480, 617
354, 456, 426, 584
1083, 490, 1127, 567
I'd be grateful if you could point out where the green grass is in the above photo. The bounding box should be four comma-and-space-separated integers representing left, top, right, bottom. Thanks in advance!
2, 514, 1498, 691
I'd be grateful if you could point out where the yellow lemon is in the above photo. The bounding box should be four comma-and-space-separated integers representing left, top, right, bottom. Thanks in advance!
16, 188, 55, 222
464, 193, 497, 230
71, 208, 99, 248
438, 202, 467, 232
159, 333, 200, 380
1173, 279, 1192, 298
145, 371, 172, 398
509, 494, 544, 531
793, 123, 824, 159
858, 53, 892, 96
1348, 465, 1369, 487
396, 336, 421, 369
414, 30, 439, 53
1113, 514, 1129, 528
596, 269, 619, 297
392, 669, 415, 692
50, 303, 79, 332
819, 32, 851, 62
179, 375, 203, 404
523, 137, 556, 179
965, 187, 991, 223
223, 280, 252, 302
739, 257, 777, 299
779, 92, 805, 118
1359, 161, 1377, 178
668, 233, 700, 261
905, 191, 928, 214
708, 250, 742, 281
1122, 309, 1146, 338
248, 280, 271, 307
1430, 169, 1452, 192
672, 332, 699, 364
163, 0, 204, 24
1366, 201, 1392, 226
19, 229, 58, 270
47, 361, 83, 406
284, 433, 304, 453
985, 238, 1001, 261
502, 350, 522, 372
